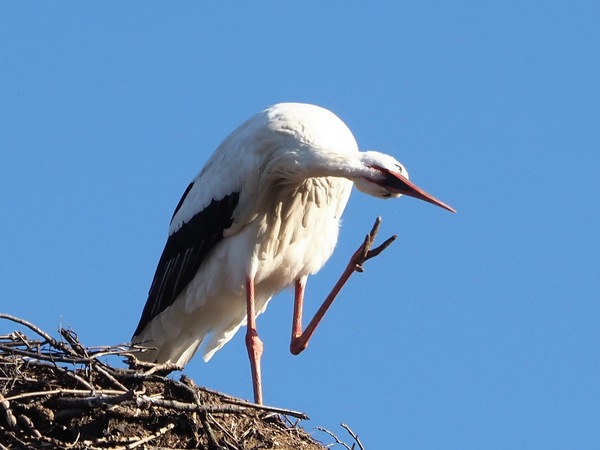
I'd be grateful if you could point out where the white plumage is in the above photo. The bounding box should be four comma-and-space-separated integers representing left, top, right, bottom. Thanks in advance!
132, 103, 454, 403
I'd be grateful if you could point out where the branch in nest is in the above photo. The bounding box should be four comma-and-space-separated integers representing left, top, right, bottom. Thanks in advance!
0, 393, 17, 429
316, 423, 366, 450
0, 314, 81, 359
341, 423, 365, 450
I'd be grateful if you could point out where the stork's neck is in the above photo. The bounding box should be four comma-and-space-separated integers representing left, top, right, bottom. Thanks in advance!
265, 145, 365, 183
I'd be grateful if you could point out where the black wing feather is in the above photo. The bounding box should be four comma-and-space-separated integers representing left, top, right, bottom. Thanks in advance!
133, 186, 240, 337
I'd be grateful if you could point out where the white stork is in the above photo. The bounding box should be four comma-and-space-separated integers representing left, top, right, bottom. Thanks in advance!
132, 103, 454, 404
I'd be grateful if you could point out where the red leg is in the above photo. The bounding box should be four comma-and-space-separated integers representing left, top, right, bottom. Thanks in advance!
290, 277, 306, 354
245, 277, 264, 404
290, 261, 357, 355
290, 217, 396, 356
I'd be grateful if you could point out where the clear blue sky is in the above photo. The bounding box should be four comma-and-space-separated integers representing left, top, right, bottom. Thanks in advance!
1, 2, 599, 448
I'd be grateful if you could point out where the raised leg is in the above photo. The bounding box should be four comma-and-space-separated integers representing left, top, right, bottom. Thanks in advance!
290, 217, 397, 355
245, 277, 264, 404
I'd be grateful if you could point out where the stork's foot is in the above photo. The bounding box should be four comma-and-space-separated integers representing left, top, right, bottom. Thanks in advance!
349, 217, 397, 273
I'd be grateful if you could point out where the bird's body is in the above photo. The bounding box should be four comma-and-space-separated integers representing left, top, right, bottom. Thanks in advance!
132, 103, 454, 403
133, 104, 356, 365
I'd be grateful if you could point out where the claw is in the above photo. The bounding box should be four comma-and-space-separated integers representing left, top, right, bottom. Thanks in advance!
351, 217, 397, 270
365, 234, 398, 261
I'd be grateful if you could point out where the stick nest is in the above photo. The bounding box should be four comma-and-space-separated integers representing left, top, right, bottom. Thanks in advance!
0, 314, 330, 449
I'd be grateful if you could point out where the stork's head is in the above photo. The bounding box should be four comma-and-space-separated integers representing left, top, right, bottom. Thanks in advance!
354, 151, 456, 213
259, 103, 455, 213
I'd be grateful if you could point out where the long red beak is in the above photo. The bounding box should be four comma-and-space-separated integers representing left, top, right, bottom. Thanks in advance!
389, 171, 456, 213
